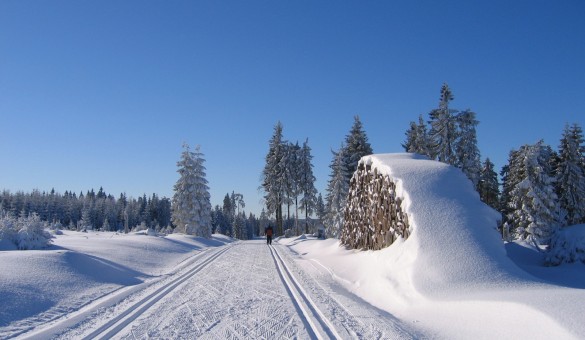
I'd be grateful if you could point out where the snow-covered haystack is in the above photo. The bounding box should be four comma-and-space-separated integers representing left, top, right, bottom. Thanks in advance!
341, 159, 410, 250
357, 153, 530, 297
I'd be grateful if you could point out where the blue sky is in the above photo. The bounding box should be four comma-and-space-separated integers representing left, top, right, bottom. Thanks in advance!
1, 1, 584, 216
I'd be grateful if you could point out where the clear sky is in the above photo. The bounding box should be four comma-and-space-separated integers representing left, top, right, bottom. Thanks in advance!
1, 1, 584, 216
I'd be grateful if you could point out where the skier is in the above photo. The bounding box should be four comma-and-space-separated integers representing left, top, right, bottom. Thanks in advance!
265, 225, 273, 245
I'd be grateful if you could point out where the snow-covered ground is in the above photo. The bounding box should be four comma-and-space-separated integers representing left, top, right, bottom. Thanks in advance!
2, 153, 585, 339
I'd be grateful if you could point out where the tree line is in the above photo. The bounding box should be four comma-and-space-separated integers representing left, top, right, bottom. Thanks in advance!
0, 187, 172, 232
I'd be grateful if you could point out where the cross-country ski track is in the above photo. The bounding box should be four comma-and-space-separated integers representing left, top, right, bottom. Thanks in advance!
18, 239, 419, 339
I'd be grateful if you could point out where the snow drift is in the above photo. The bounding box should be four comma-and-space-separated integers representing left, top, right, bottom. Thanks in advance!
284, 153, 585, 339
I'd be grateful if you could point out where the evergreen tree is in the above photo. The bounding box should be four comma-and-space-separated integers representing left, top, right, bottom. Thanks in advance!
283, 142, 301, 222
172, 143, 212, 237
315, 193, 326, 221
325, 145, 350, 238
455, 109, 482, 188
222, 193, 233, 236
403, 121, 418, 153
262, 122, 287, 235
506, 141, 560, 244
556, 123, 585, 225
298, 139, 318, 233
478, 158, 500, 210
428, 83, 457, 164
342, 116, 373, 184
403, 115, 431, 157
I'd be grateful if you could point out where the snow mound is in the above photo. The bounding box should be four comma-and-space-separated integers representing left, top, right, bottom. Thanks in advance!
363, 153, 531, 297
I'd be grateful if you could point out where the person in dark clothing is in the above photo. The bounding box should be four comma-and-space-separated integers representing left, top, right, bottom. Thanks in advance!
265, 225, 273, 245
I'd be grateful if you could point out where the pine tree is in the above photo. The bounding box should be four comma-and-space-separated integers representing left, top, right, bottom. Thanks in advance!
556, 123, 585, 225
262, 122, 287, 235
428, 83, 457, 164
455, 109, 482, 188
315, 193, 326, 221
172, 143, 212, 237
342, 116, 373, 184
403, 121, 418, 153
325, 145, 350, 238
298, 139, 318, 233
506, 141, 560, 244
283, 142, 301, 223
403, 115, 431, 157
478, 158, 500, 209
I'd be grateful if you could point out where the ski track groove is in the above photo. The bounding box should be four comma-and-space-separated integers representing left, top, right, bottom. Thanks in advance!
269, 243, 342, 340
81, 244, 233, 339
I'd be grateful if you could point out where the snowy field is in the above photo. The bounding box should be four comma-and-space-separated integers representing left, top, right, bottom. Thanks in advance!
2, 154, 585, 339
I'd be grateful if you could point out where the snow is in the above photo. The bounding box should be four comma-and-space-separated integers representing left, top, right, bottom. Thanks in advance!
2, 153, 585, 339
281, 154, 585, 339
0, 231, 233, 338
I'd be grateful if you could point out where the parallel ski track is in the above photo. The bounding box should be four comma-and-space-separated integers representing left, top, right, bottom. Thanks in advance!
84, 244, 233, 340
269, 244, 342, 340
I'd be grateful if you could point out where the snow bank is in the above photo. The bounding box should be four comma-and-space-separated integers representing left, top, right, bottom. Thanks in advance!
284, 153, 585, 339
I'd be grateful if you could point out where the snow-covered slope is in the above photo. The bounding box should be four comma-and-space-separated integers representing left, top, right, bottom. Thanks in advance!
0, 231, 232, 337
284, 153, 585, 339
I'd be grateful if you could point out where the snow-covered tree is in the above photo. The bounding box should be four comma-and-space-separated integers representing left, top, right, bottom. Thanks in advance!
172, 143, 212, 238
0, 213, 52, 250
298, 139, 318, 233
545, 225, 585, 266
283, 141, 301, 222
428, 83, 457, 164
556, 123, 585, 225
455, 109, 482, 188
478, 158, 500, 210
403, 115, 431, 157
315, 193, 326, 221
325, 145, 350, 238
262, 122, 287, 235
506, 141, 560, 244
342, 116, 373, 184
403, 121, 419, 153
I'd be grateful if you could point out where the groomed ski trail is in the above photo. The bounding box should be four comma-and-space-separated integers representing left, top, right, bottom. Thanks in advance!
116, 241, 313, 339
26, 239, 421, 339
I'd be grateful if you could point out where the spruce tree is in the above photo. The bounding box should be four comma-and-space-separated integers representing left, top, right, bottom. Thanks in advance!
455, 109, 482, 188
506, 141, 560, 244
403, 115, 431, 157
172, 144, 212, 237
403, 121, 419, 153
478, 158, 500, 210
262, 122, 287, 235
556, 123, 585, 225
298, 139, 318, 233
429, 83, 457, 164
325, 145, 350, 238
316, 193, 326, 221
342, 116, 373, 184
